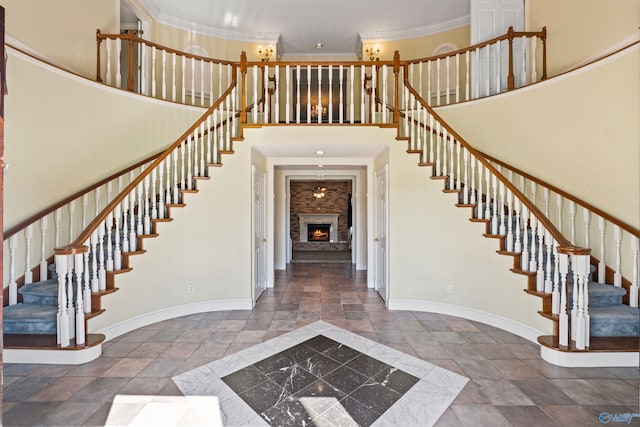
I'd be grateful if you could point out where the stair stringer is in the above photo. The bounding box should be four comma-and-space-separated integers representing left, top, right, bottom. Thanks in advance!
385, 140, 552, 341
88, 143, 254, 341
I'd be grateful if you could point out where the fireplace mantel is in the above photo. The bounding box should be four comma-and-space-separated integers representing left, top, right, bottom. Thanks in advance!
298, 213, 340, 243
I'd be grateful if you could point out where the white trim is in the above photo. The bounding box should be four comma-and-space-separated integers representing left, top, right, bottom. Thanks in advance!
359, 15, 470, 42
540, 346, 639, 368
569, 31, 640, 71
4, 343, 103, 365
6, 35, 78, 74
97, 299, 252, 341
388, 298, 543, 343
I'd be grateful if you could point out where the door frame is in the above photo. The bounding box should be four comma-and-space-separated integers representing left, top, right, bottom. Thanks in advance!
251, 165, 267, 304
374, 164, 389, 303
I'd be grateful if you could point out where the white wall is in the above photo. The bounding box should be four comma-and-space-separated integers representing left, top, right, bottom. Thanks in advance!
91, 143, 253, 335
4, 47, 205, 230
387, 141, 550, 336
437, 45, 640, 229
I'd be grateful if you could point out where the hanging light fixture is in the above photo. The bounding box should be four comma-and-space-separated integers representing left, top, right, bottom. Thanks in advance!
313, 186, 327, 199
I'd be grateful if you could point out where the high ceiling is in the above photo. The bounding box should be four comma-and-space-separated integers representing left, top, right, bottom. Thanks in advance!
124, 0, 470, 57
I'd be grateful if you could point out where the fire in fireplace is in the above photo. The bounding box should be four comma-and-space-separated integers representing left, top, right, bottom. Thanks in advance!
308, 224, 331, 242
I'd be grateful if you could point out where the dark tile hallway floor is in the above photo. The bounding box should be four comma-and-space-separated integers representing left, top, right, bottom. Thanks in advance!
3, 263, 639, 426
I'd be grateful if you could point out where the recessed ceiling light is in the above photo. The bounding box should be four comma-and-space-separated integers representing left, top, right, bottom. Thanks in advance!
316, 43, 323, 49
315, 150, 325, 155
317, 164, 324, 168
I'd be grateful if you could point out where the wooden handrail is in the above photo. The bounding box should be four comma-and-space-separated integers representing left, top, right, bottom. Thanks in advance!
479, 150, 640, 238
402, 64, 588, 256
55, 67, 238, 255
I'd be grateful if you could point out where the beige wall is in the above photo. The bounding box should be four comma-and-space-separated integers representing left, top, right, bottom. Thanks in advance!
91, 144, 253, 334
0, 0, 118, 77
529, 0, 640, 76
4, 47, 204, 230
437, 45, 639, 229
363, 25, 470, 62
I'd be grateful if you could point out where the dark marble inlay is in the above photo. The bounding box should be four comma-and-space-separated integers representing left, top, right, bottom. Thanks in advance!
221, 335, 420, 426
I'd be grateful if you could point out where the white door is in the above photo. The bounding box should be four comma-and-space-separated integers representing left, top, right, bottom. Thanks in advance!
471, 0, 525, 96
375, 166, 388, 302
252, 166, 267, 303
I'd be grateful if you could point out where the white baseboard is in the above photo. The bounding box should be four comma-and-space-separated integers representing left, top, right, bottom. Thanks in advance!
4, 343, 103, 365
540, 346, 639, 368
388, 298, 543, 343
98, 299, 253, 341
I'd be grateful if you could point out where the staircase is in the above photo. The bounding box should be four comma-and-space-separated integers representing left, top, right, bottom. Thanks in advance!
3, 36, 638, 365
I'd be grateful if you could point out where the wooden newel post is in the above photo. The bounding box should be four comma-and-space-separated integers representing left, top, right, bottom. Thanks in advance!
507, 26, 515, 91
240, 52, 248, 124
127, 30, 135, 92
96, 29, 103, 83
393, 50, 400, 124
541, 26, 548, 80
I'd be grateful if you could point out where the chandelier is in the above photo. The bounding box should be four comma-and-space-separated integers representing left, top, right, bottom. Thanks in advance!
313, 186, 327, 199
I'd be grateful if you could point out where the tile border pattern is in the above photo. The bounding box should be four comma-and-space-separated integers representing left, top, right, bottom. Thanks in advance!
172, 320, 469, 426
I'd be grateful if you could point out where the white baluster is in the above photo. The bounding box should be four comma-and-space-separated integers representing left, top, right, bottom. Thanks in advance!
253, 65, 258, 123
296, 65, 301, 124
495, 41, 501, 93
151, 166, 158, 220
435, 58, 441, 106
98, 221, 106, 291
81, 194, 89, 229
484, 166, 491, 220
630, 236, 639, 308
574, 254, 589, 350
476, 160, 484, 219
455, 53, 460, 103
467, 150, 475, 204
40, 217, 48, 280
514, 197, 522, 252
556, 194, 563, 234
158, 160, 166, 219
83, 244, 91, 314
454, 141, 461, 191
115, 38, 122, 88
521, 206, 530, 271
275, 65, 280, 124
529, 215, 538, 272
552, 240, 560, 314
544, 230, 553, 293
114, 204, 122, 271
66, 255, 75, 340
435, 122, 442, 176
465, 50, 470, 101
170, 52, 175, 101
381, 65, 388, 123
105, 38, 113, 85
209, 61, 214, 105
505, 189, 514, 251
90, 230, 99, 293
151, 47, 157, 97
143, 171, 151, 235
614, 225, 622, 287
491, 175, 498, 235
307, 65, 312, 124
129, 184, 137, 251
445, 56, 451, 105
8, 235, 18, 305
105, 211, 114, 272
136, 180, 144, 235
190, 57, 196, 105
598, 217, 606, 283
200, 59, 205, 106
569, 201, 576, 245
370, 65, 376, 123
558, 253, 569, 347
68, 200, 76, 244
543, 188, 550, 218
583, 209, 591, 248
55, 254, 70, 347
317, 65, 322, 124
55, 208, 62, 248
530, 36, 538, 83
23, 225, 33, 284
360, 65, 365, 123
429, 115, 435, 164
74, 253, 85, 346
536, 223, 545, 292
181, 55, 186, 104
339, 65, 344, 124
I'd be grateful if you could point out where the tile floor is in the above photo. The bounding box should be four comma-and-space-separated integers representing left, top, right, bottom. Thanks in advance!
3, 263, 639, 426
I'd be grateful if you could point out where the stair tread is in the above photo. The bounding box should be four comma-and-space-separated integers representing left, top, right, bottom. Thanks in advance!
589, 305, 639, 319
19, 279, 59, 296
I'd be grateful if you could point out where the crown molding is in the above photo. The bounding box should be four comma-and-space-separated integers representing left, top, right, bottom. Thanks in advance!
359, 14, 469, 42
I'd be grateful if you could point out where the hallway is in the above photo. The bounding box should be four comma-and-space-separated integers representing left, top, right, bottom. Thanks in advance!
3, 264, 638, 426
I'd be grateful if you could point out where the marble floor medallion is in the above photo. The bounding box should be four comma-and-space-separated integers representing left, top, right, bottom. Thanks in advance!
172, 321, 468, 426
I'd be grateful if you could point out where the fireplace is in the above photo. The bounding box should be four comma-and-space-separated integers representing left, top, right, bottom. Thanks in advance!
308, 224, 331, 242
298, 214, 340, 243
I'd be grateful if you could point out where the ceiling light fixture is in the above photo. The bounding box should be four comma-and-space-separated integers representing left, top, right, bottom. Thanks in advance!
315, 150, 325, 155
316, 43, 323, 49
313, 186, 327, 199
258, 45, 274, 62
365, 44, 381, 61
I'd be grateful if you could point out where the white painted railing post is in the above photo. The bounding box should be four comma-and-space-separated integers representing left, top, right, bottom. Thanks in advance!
40, 217, 48, 280
74, 253, 85, 346
614, 225, 622, 287
598, 217, 606, 283
558, 252, 569, 347
56, 254, 70, 347
552, 240, 560, 314
8, 235, 18, 305
24, 225, 33, 284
